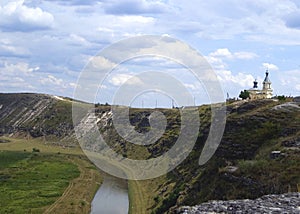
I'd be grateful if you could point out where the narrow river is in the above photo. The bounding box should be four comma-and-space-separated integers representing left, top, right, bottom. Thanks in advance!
90, 176, 129, 214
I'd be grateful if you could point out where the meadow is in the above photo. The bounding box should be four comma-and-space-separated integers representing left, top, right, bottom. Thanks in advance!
0, 137, 103, 214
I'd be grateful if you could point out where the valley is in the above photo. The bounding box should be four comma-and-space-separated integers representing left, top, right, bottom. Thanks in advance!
0, 93, 299, 213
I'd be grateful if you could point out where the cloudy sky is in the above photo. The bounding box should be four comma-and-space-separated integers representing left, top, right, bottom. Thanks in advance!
0, 0, 300, 107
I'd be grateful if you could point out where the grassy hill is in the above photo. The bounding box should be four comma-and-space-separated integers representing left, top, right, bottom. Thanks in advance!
0, 93, 299, 213
0, 93, 74, 142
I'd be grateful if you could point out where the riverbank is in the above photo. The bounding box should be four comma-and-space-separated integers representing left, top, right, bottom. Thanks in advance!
44, 155, 103, 214
0, 137, 103, 214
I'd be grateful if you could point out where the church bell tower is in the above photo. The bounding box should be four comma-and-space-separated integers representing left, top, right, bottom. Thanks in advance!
262, 70, 273, 98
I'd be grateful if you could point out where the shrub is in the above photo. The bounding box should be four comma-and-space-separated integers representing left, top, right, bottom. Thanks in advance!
239, 90, 250, 100
32, 148, 40, 153
276, 95, 286, 101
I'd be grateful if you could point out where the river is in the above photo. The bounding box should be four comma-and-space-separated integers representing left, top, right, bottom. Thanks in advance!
90, 176, 129, 214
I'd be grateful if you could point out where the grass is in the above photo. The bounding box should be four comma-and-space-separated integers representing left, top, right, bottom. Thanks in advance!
128, 180, 146, 214
0, 151, 79, 214
44, 155, 103, 214
0, 150, 29, 170
0, 137, 103, 214
128, 179, 157, 214
0, 136, 84, 155
237, 151, 300, 193
128, 175, 179, 214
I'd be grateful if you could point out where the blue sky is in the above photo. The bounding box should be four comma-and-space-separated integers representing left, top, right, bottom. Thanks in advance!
0, 0, 300, 107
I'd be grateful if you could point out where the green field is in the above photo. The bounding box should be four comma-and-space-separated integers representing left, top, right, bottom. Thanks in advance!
0, 137, 103, 214
0, 151, 80, 214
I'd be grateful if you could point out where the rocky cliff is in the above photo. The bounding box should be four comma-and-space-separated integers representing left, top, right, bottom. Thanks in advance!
0, 93, 76, 144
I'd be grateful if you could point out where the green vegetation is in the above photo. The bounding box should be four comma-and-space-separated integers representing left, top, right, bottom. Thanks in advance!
239, 90, 250, 100
276, 95, 287, 101
0, 136, 103, 214
32, 147, 40, 152
126, 99, 300, 213
0, 151, 79, 214
0, 93, 299, 213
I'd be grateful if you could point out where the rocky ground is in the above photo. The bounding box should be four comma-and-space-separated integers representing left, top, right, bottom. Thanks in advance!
177, 193, 300, 214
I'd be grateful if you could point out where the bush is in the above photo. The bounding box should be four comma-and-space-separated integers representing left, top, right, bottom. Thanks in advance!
32, 148, 40, 153
276, 95, 286, 101
239, 90, 250, 100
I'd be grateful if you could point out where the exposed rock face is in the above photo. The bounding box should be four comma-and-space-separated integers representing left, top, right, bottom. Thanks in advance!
272, 102, 300, 112
0, 93, 60, 136
177, 193, 300, 214
0, 93, 81, 146
282, 137, 300, 148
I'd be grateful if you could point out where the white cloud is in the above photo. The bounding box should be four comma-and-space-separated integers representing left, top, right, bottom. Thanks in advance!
0, 38, 30, 57
167, 0, 300, 45
206, 49, 258, 78
209, 48, 257, 60
69, 82, 77, 88
278, 69, 300, 94
91, 56, 117, 70
184, 82, 203, 91
0, 43, 29, 57
28, 66, 40, 72
0, 61, 76, 96
40, 75, 63, 86
279, 70, 300, 85
69, 33, 90, 46
210, 48, 232, 58
217, 70, 254, 88
97, 27, 114, 33
206, 48, 259, 97
104, 0, 168, 15
43, 0, 97, 6
0, 0, 54, 31
0, 62, 37, 90
109, 74, 143, 86
1, 62, 34, 76
262, 63, 279, 71
234, 52, 258, 60
119, 15, 155, 24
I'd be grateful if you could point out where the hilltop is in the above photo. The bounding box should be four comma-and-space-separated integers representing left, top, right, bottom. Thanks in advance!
0, 93, 299, 213
0, 93, 78, 145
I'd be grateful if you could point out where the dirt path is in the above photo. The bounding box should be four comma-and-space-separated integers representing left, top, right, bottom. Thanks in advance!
129, 180, 147, 214
43, 155, 102, 214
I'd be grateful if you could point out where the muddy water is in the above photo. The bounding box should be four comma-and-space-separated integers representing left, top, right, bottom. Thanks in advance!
90, 176, 129, 214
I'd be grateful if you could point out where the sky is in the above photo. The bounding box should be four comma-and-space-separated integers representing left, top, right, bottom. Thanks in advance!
0, 0, 300, 107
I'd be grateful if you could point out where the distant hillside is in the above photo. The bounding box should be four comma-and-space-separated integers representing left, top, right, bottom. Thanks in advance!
0, 93, 76, 145
0, 93, 299, 213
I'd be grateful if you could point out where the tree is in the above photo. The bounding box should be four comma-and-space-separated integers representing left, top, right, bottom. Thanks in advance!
239, 90, 250, 100
276, 95, 286, 101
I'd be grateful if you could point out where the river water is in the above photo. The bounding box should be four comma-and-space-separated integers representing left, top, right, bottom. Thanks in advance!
90, 176, 129, 214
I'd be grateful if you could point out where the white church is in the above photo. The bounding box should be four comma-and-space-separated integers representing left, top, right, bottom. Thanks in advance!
248, 70, 273, 100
